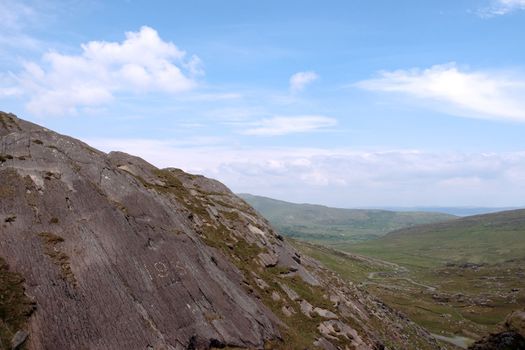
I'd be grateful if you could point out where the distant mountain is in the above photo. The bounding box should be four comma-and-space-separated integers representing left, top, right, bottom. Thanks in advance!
238, 193, 457, 244
348, 208, 525, 266
378, 207, 521, 217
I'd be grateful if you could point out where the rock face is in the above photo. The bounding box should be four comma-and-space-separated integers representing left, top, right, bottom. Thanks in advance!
0, 112, 443, 349
469, 309, 525, 350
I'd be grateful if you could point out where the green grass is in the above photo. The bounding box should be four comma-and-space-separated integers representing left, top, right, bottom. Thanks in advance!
239, 193, 456, 245
347, 209, 525, 267
39, 232, 76, 286
290, 208, 525, 343
0, 257, 35, 348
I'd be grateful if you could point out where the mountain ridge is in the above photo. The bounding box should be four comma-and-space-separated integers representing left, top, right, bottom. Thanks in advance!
239, 193, 457, 245
0, 112, 442, 349
350, 208, 525, 265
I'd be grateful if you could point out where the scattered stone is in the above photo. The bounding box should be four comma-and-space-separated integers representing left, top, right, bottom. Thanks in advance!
314, 307, 338, 319
10, 330, 28, 350
248, 224, 265, 236
271, 291, 281, 302
319, 320, 357, 339
278, 282, 299, 301
314, 337, 338, 350
300, 300, 313, 317
258, 252, 278, 267
296, 265, 321, 286
468, 308, 525, 349
281, 305, 295, 317
254, 278, 269, 290
469, 331, 525, 350
329, 294, 340, 306
458, 262, 484, 270
207, 205, 219, 217
506, 309, 525, 337
432, 293, 450, 303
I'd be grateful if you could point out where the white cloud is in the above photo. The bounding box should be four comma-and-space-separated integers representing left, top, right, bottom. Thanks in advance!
356, 63, 525, 122
86, 138, 525, 207
289, 71, 319, 93
6, 26, 202, 116
240, 115, 337, 136
480, 0, 525, 16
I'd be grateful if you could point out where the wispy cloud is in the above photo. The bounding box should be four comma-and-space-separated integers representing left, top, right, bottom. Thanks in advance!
356, 63, 525, 122
289, 71, 319, 93
479, 0, 525, 16
0, 1, 43, 51
0, 1, 36, 31
4, 26, 202, 116
240, 115, 337, 136
0, 87, 22, 97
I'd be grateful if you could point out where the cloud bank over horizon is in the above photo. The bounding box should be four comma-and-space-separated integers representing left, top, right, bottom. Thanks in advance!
87, 137, 525, 208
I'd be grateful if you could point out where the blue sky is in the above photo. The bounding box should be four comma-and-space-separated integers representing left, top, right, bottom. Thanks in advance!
1, 0, 525, 207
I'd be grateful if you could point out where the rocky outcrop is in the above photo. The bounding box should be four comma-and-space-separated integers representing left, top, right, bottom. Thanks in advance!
0, 111, 442, 349
469, 309, 525, 350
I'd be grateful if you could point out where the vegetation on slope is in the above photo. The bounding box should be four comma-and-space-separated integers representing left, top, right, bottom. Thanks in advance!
140, 170, 439, 349
0, 257, 35, 349
137, 169, 354, 348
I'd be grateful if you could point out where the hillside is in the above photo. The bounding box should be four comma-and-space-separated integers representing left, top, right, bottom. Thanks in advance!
239, 193, 456, 244
0, 112, 443, 350
379, 207, 519, 217
293, 240, 525, 349
347, 208, 525, 266
313, 210, 525, 347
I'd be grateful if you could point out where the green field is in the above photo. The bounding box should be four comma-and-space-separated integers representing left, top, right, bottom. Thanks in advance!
239, 193, 456, 244
291, 209, 525, 348
347, 208, 525, 267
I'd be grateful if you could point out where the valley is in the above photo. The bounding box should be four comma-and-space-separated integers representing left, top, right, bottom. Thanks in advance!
240, 194, 457, 244
245, 194, 525, 349
293, 240, 525, 349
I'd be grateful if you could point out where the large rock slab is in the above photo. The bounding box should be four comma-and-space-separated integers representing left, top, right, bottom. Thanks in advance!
0, 112, 444, 350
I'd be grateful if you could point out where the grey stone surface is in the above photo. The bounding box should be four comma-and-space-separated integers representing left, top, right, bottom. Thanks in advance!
277, 282, 299, 302
300, 300, 314, 317
281, 305, 295, 317
10, 330, 28, 350
314, 337, 338, 350
257, 252, 278, 267
0, 113, 279, 349
314, 307, 338, 319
